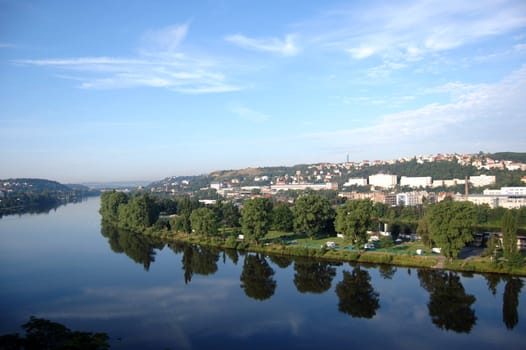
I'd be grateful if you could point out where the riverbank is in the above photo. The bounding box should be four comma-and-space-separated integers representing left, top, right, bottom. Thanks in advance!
137, 227, 526, 276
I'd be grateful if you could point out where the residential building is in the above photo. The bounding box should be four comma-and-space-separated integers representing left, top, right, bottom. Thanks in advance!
343, 178, 368, 187
400, 176, 432, 188
458, 194, 526, 209
396, 192, 424, 206
469, 175, 496, 187
271, 182, 338, 192
369, 174, 397, 188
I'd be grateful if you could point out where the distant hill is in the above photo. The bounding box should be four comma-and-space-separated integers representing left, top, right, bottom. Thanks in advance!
0, 178, 100, 217
0, 178, 72, 193
146, 152, 526, 192
488, 152, 526, 163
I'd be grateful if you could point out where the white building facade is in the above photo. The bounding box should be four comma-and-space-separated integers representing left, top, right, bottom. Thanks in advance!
400, 176, 432, 188
343, 178, 368, 187
469, 175, 496, 187
369, 174, 398, 188
396, 192, 424, 206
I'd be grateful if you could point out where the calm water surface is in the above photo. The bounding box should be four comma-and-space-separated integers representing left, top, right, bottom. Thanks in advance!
0, 197, 525, 349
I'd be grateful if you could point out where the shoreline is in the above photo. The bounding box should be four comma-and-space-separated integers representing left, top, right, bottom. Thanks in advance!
140, 229, 526, 276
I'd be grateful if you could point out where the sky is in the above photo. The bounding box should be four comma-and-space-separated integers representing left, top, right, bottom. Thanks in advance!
1, 0, 526, 183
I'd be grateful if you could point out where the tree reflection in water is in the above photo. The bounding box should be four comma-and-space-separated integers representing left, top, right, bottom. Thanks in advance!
179, 245, 220, 284
503, 277, 524, 330
293, 259, 336, 294
335, 266, 380, 319
418, 269, 477, 333
268, 255, 293, 269
97, 231, 523, 332
240, 254, 276, 301
224, 249, 240, 265
101, 224, 165, 271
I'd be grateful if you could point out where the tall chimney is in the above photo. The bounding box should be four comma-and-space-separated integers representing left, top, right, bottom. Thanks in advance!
465, 176, 469, 200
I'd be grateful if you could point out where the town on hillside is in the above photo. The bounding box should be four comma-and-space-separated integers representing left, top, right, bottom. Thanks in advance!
147, 152, 526, 210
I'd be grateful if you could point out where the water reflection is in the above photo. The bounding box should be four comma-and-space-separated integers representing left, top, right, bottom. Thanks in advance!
268, 255, 293, 269
169, 243, 220, 284
100, 224, 164, 271
224, 249, 240, 265
240, 254, 276, 301
293, 259, 336, 294
98, 229, 523, 333
335, 266, 380, 319
418, 270, 477, 333
378, 264, 397, 279
483, 273, 503, 296
503, 277, 524, 330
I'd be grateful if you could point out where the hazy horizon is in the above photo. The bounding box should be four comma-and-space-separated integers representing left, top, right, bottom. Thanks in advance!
2, 1, 526, 183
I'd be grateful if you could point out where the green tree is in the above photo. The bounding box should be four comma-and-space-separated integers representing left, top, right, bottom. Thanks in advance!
335, 267, 380, 319
190, 207, 218, 235
99, 190, 128, 222
0, 316, 109, 350
220, 201, 241, 228
501, 210, 522, 267
240, 198, 273, 243
483, 234, 502, 260
427, 201, 476, 259
416, 216, 432, 247
272, 204, 294, 232
118, 194, 160, 231
335, 199, 373, 245
174, 197, 200, 233
293, 194, 334, 238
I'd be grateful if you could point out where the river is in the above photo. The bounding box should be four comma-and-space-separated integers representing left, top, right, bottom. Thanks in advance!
0, 197, 524, 349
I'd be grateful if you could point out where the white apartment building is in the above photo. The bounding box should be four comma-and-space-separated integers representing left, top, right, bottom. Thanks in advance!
483, 187, 526, 196
469, 175, 496, 187
461, 194, 526, 209
400, 176, 432, 188
343, 178, 368, 187
271, 182, 338, 192
432, 178, 466, 188
396, 192, 424, 206
369, 174, 398, 188
500, 187, 526, 196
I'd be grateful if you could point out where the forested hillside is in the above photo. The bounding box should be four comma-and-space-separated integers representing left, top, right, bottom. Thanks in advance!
0, 178, 99, 217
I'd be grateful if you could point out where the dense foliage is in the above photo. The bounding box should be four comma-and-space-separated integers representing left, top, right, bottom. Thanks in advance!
240, 198, 273, 242
0, 316, 109, 350
100, 190, 525, 270
293, 194, 334, 238
335, 199, 374, 244
426, 201, 477, 259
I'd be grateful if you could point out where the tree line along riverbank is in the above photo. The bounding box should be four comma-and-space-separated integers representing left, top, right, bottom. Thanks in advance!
99, 191, 526, 276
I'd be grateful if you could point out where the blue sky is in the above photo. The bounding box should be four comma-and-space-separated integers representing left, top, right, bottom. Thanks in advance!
1, 0, 525, 183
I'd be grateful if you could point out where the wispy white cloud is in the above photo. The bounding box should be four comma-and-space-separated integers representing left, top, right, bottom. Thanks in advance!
230, 105, 270, 123
13, 24, 242, 94
304, 0, 526, 74
346, 46, 376, 59
140, 23, 189, 53
225, 34, 300, 56
304, 65, 526, 156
